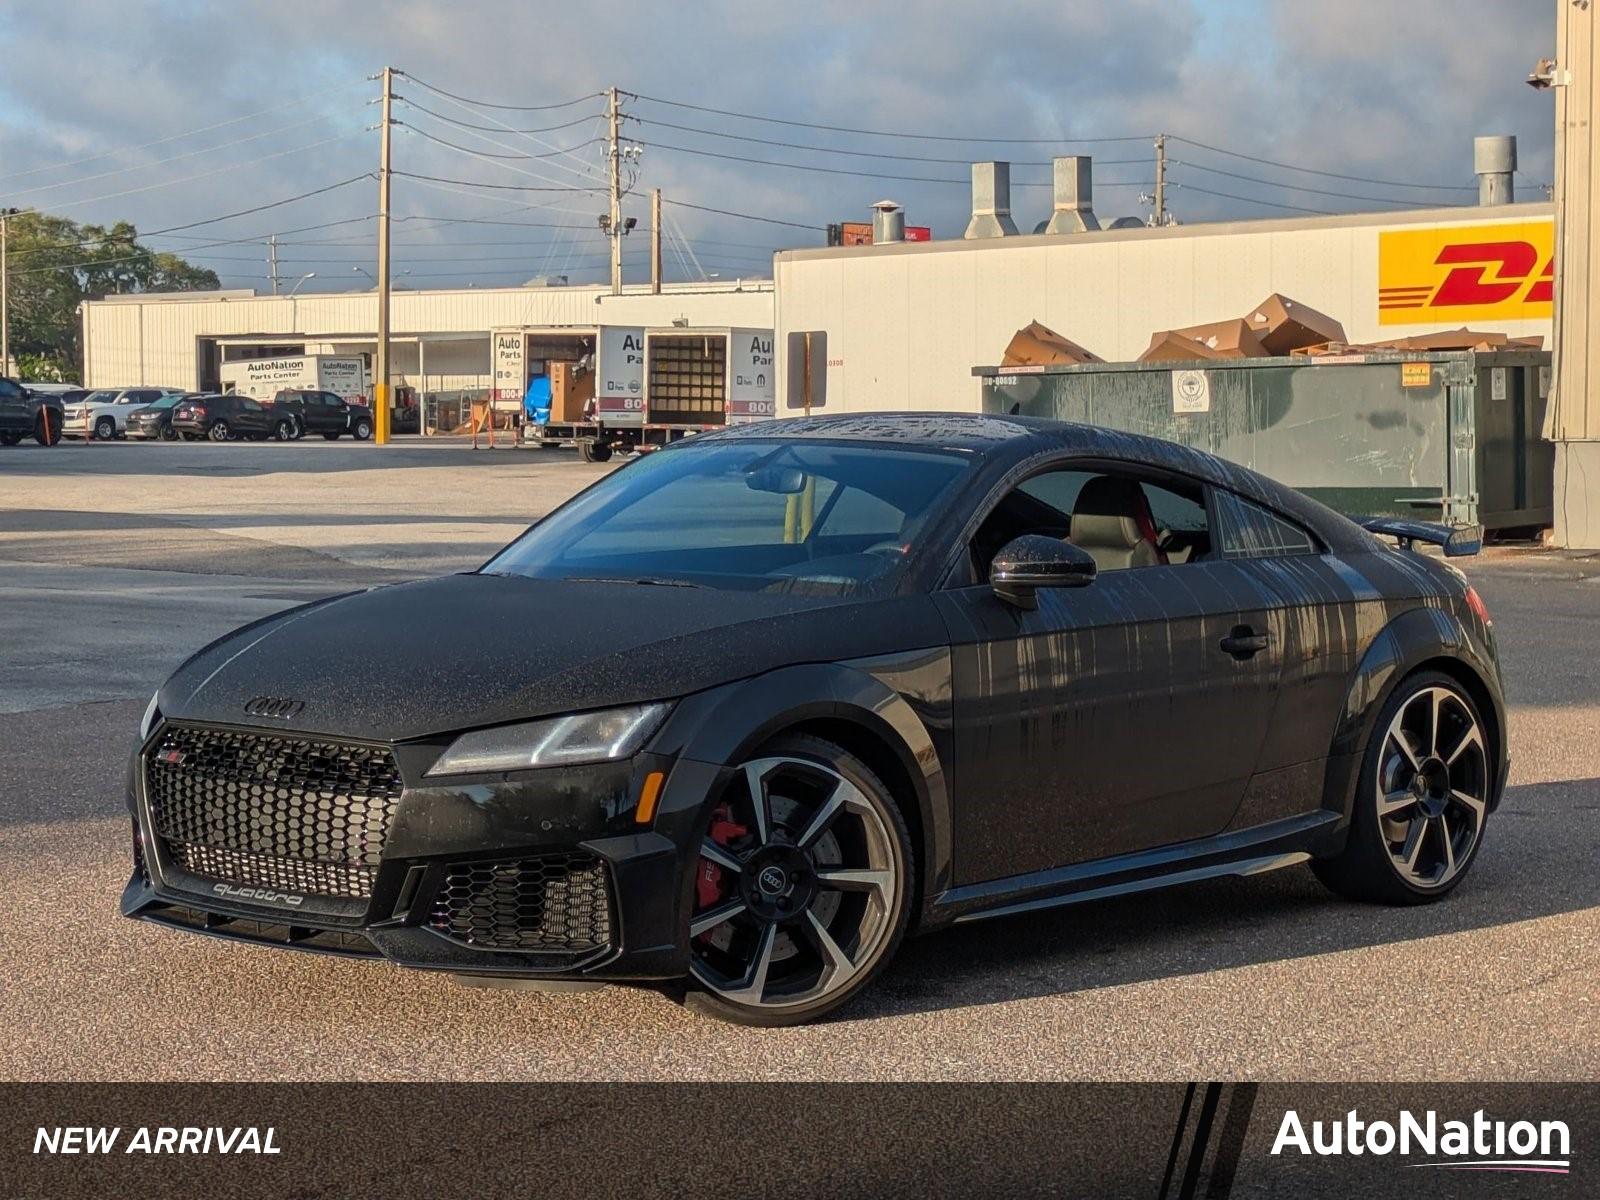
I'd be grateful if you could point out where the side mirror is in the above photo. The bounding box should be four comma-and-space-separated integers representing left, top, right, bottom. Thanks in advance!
990, 534, 1097, 609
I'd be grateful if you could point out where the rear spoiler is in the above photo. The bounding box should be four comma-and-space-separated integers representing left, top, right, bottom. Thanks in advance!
1354, 516, 1482, 557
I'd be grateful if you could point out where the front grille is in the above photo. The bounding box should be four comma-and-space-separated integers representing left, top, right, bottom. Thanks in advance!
144, 724, 402, 900
169, 842, 374, 899
429, 854, 613, 953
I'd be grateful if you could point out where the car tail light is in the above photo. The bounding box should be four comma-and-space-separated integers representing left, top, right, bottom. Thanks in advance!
1464, 585, 1491, 626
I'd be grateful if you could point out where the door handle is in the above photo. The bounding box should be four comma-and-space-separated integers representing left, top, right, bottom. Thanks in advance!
1220, 625, 1270, 659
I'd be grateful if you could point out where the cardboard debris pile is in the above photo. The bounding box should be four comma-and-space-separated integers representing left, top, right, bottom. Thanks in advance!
1000, 320, 1104, 366
1003, 300, 1541, 370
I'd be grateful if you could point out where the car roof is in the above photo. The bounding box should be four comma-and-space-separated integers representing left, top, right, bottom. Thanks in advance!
702, 412, 1371, 551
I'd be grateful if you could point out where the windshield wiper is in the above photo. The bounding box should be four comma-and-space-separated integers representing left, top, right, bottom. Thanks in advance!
566, 575, 705, 589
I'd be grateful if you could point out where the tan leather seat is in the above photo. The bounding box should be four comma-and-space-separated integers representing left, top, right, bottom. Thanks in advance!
1070, 476, 1160, 571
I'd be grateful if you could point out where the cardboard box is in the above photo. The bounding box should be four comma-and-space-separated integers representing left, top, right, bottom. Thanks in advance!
1137, 331, 1232, 363
1244, 294, 1347, 355
1001, 320, 1103, 366
1168, 317, 1270, 358
549, 360, 595, 424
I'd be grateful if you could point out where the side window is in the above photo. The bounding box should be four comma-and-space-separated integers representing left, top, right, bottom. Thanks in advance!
0, 379, 22, 399
241, 399, 263, 413
969, 464, 1212, 579
1213, 491, 1318, 558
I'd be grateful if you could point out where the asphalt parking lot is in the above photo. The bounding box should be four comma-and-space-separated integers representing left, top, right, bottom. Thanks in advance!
1, 438, 1597, 1082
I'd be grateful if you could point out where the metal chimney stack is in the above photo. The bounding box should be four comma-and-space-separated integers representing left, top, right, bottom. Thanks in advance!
1474, 135, 1516, 206
1045, 156, 1100, 233
871, 199, 905, 243
964, 162, 1019, 238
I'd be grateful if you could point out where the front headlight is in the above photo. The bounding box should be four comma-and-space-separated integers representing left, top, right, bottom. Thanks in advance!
139, 690, 161, 741
424, 702, 670, 778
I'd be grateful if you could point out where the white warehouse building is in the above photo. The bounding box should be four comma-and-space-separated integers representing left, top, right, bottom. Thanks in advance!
79, 280, 776, 397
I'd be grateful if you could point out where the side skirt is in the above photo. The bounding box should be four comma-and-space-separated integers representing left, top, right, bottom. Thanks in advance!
927, 810, 1341, 927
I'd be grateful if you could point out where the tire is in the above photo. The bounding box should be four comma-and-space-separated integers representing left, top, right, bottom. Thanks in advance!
682, 733, 915, 1027
34, 412, 62, 446
1312, 670, 1492, 905
0, 431, 22, 446
273, 419, 294, 441
208, 421, 231, 442
160, 423, 178, 441
352, 416, 373, 440
181, 432, 200, 442
579, 439, 612, 463
94, 415, 117, 441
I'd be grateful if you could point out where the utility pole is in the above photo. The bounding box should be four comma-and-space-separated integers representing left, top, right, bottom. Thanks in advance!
375, 66, 394, 445
268, 235, 281, 296
608, 86, 623, 295
0, 209, 12, 377
651, 188, 662, 294
1153, 134, 1168, 227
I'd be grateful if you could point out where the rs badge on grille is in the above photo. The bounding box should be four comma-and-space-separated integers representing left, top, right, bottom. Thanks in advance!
243, 695, 306, 719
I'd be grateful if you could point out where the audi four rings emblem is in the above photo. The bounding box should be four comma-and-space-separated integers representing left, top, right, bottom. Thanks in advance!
243, 696, 305, 719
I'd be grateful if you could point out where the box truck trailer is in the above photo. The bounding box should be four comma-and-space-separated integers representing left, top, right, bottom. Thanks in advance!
519, 325, 775, 460
219, 355, 369, 405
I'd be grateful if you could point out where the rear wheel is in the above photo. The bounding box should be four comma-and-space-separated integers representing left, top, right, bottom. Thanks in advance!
1313, 671, 1491, 904
579, 439, 612, 463
208, 420, 231, 442
273, 419, 294, 441
683, 734, 913, 1026
0, 431, 22, 446
34, 412, 62, 445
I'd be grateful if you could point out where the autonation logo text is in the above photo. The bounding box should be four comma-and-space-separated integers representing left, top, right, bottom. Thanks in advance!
1272, 1108, 1571, 1175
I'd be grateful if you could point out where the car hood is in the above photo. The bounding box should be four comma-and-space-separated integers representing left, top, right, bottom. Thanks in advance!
159, 572, 946, 742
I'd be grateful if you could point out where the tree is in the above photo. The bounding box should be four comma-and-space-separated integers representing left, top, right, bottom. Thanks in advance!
6, 212, 220, 381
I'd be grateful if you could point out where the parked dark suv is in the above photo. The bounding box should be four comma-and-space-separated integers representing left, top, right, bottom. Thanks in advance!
170, 393, 293, 442
124, 392, 188, 440
0, 376, 65, 446
269, 389, 374, 440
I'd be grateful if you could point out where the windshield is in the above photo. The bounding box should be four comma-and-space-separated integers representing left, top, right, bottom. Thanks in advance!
84, 390, 119, 402
484, 440, 972, 597
147, 395, 181, 409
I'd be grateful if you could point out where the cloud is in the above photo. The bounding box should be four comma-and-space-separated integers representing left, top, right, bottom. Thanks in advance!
0, 0, 1560, 290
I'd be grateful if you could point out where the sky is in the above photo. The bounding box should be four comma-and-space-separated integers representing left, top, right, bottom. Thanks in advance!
0, 0, 1561, 293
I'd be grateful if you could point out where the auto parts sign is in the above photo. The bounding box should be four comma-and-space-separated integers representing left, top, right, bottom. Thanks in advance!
1378, 220, 1554, 325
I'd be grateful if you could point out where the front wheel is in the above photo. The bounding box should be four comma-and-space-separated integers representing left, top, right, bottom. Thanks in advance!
208, 421, 232, 442
683, 734, 914, 1026
34, 412, 62, 445
352, 416, 373, 440
160, 423, 178, 441
0, 431, 22, 446
1313, 671, 1492, 904
94, 415, 117, 440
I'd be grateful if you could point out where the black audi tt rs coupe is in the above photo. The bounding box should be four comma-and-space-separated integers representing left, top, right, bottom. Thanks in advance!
122, 413, 1506, 1025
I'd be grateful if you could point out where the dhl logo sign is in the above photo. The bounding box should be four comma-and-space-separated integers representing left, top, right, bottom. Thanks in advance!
1378, 220, 1554, 326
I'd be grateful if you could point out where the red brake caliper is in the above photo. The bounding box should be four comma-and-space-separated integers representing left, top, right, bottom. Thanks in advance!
696, 803, 749, 925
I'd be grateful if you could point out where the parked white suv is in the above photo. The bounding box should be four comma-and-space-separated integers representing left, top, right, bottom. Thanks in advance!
63, 387, 182, 440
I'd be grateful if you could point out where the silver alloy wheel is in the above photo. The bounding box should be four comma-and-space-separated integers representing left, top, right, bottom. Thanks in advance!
1375, 685, 1487, 888
690, 756, 899, 1011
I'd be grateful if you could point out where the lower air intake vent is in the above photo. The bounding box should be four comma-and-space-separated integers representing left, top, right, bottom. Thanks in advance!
429, 854, 613, 954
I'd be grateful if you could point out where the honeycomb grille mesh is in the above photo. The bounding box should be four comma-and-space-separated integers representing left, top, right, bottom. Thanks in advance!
145, 724, 402, 899
170, 842, 375, 898
429, 855, 613, 952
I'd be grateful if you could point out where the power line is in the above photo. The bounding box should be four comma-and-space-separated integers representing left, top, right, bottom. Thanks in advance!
1171, 180, 1334, 216
1170, 157, 1461, 208
1165, 135, 1475, 193
394, 169, 602, 194
0, 78, 366, 185
394, 98, 603, 136
399, 123, 604, 162
395, 72, 605, 113
632, 92, 1155, 145
630, 116, 1147, 168
662, 197, 824, 232
638, 137, 1148, 187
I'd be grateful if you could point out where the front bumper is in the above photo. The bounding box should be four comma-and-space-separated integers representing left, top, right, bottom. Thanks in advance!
123, 720, 727, 984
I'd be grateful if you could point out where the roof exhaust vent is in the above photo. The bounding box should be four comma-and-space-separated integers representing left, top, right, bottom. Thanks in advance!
1044, 156, 1100, 234
871, 199, 905, 244
1474, 135, 1516, 206
964, 161, 1019, 239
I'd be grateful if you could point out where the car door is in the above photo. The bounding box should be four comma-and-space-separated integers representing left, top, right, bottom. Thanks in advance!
235, 397, 272, 436
320, 392, 350, 433
934, 460, 1285, 884
0, 378, 26, 432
